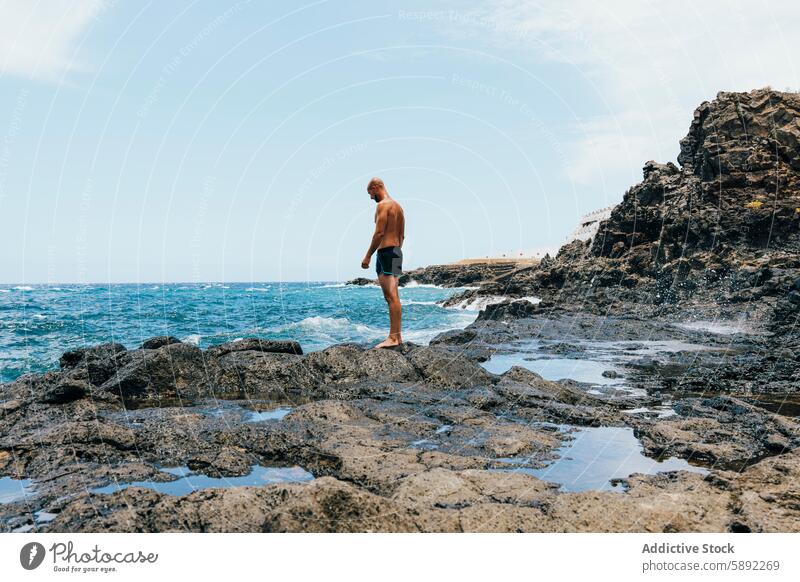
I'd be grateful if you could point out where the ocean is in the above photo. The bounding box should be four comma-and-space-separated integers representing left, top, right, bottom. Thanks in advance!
0, 282, 478, 383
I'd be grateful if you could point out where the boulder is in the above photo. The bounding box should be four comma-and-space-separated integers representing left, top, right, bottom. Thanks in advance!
305, 344, 420, 384
59, 342, 129, 386
402, 345, 497, 389
140, 336, 182, 349
39, 379, 89, 404
100, 343, 215, 404
213, 350, 319, 397
206, 338, 303, 357
429, 328, 477, 346
477, 299, 538, 322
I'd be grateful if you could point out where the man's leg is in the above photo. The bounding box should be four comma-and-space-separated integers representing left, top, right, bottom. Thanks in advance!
374, 273, 402, 348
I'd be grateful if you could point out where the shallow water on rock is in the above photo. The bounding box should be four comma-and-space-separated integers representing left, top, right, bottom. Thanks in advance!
246, 407, 293, 422
196, 402, 294, 422
0, 476, 34, 504
496, 425, 707, 492
481, 339, 720, 391
91, 464, 314, 496
482, 353, 625, 385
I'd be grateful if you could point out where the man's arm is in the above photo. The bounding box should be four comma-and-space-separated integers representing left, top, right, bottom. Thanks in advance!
361, 203, 388, 268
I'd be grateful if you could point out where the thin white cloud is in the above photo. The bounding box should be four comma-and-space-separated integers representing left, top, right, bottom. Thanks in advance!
0, 0, 107, 82
440, 0, 800, 185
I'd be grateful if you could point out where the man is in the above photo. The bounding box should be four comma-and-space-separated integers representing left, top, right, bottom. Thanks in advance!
361, 177, 405, 349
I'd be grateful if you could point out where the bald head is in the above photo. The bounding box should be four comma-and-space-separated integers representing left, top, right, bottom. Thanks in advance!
367, 177, 388, 202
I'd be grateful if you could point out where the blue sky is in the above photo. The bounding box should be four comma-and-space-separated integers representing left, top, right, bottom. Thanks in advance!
1, 0, 799, 283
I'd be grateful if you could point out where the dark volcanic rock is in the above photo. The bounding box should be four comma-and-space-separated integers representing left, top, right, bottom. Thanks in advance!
347, 277, 375, 286
429, 328, 477, 346
630, 396, 800, 469
402, 345, 497, 389
59, 342, 130, 386
446, 88, 800, 323
206, 338, 303, 357
477, 299, 539, 321
101, 343, 216, 404
347, 260, 534, 288
305, 344, 420, 385
213, 350, 319, 397
39, 379, 89, 404
140, 336, 182, 349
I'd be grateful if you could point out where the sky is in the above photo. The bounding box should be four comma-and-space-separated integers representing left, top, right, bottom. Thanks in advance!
1, 0, 799, 284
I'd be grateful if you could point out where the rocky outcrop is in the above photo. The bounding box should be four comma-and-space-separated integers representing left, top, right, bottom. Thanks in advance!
347, 260, 531, 288
3, 324, 800, 533
446, 89, 800, 323
477, 299, 541, 321
101, 343, 218, 405
206, 338, 303, 357
140, 336, 182, 350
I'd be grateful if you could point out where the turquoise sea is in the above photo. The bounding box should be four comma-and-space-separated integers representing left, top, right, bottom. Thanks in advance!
0, 282, 477, 383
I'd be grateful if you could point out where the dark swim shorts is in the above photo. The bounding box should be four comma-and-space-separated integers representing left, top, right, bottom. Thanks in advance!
376, 246, 403, 277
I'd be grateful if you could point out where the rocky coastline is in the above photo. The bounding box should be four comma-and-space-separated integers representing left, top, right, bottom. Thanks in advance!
2, 88, 800, 533
348, 259, 532, 288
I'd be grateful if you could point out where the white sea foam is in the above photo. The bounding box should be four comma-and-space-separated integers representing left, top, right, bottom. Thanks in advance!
446, 294, 542, 311
403, 300, 438, 306
183, 334, 202, 346
403, 281, 480, 290
0, 289, 10, 293
12, 286, 33, 291
275, 316, 381, 337
402, 281, 446, 289
245, 287, 272, 292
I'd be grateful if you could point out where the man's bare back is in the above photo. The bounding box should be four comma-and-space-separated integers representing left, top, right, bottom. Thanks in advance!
374, 199, 405, 249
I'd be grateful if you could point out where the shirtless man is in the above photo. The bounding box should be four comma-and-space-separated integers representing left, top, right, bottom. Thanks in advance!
361, 177, 405, 349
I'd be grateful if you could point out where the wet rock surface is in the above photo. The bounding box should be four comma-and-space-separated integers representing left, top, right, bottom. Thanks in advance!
2, 315, 799, 532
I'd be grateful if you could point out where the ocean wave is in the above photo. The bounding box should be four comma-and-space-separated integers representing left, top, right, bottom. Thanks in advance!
446, 294, 541, 311
12, 286, 34, 291
245, 287, 272, 292
402, 281, 445, 289
275, 316, 381, 337
403, 282, 483, 291
0, 289, 9, 293
320, 283, 347, 288
403, 313, 478, 344
182, 334, 202, 345
403, 300, 438, 306
336, 282, 380, 289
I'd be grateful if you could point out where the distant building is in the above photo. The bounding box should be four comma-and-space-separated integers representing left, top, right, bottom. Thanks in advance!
564, 206, 613, 244
477, 206, 614, 261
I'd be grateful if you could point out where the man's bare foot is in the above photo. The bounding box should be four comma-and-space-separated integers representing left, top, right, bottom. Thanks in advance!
373, 336, 402, 349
